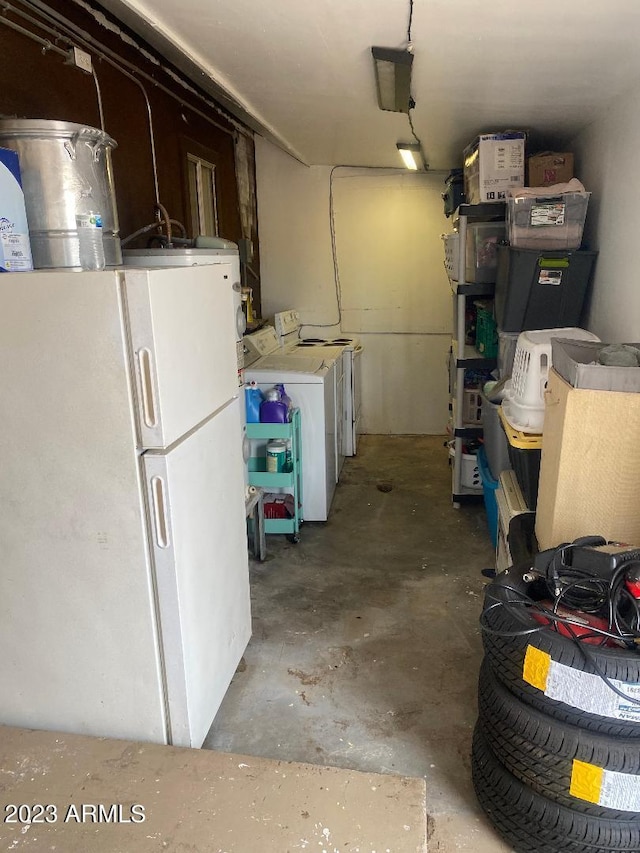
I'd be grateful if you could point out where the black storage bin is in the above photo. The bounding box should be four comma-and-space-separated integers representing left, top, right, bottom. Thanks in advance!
495, 245, 597, 333
498, 407, 542, 511
505, 442, 541, 511
442, 169, 465, 218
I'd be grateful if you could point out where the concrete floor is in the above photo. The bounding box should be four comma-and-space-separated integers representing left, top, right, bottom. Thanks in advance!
205, 435, 514, 852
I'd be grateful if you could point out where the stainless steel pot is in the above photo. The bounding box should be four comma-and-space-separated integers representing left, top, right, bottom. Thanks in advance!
0, 119, 122, 268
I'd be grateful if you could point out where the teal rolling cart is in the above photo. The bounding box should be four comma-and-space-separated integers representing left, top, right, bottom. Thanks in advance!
246, 408, 302, 542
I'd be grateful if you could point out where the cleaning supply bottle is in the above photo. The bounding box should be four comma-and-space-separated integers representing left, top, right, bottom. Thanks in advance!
244, 381, 264, 423
274, 383, 293, 413
259, 388, 288, 424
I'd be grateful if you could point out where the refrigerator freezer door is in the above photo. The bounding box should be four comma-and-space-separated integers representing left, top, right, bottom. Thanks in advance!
124, 264, 239, 449
143, 396, 251, 748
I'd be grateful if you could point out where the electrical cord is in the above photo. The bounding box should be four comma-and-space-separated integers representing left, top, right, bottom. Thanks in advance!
569, 622, 640, 710
482, 587, 636, 645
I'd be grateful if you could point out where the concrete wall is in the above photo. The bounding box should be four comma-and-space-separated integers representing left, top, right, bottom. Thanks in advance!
255, 136, 452, 435
570, 81, 640, 340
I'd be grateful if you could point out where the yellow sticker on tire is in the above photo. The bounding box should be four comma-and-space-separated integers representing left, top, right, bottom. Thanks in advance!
522, 645, 551, 692
570, 759, 640, 811
570, 760, 604, 804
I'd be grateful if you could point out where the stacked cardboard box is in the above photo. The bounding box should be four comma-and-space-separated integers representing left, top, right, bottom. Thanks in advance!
536, 368, 640, 549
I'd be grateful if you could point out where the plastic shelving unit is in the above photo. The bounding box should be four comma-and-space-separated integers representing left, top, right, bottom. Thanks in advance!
246, 408, 302, 541
447, 203, 504, 508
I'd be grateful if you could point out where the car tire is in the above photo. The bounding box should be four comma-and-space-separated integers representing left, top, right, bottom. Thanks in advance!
472, 725, 640, 852
478, 659, 640, 819
482, 595, 640, 737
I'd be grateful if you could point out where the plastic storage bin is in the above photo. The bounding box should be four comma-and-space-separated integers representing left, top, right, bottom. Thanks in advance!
507, 191, 590, 250
463, 388, 483, 424
465, 222, 506, 283
501, 327, 600, 433
477, 446, 498, 547
498, 407, 542, 510
481, 393, 512, 479
442, 168, 464, 218
442, 222, 505, 283
498, 330, 519, 378
494, 245, 598, 333
474, 301, 498, 357
551, 338, 640, 391
448, 442, 482, 490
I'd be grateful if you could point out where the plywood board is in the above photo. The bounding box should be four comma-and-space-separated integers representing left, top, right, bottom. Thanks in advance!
0, 726, 427, 852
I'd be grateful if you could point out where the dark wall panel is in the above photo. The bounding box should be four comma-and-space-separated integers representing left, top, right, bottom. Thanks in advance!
0, 0, 261, 305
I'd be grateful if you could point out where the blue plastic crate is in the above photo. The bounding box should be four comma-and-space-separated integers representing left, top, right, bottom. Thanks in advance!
477, 446, 498, 548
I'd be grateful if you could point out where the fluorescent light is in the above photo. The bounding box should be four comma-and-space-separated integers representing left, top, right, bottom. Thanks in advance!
397, 142, 423, 171
371, 47, 413, 113
398, 146, 418, 170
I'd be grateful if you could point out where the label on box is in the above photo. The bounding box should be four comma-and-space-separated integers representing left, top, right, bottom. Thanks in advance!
530, 202, 566, 227
494, 140, 524, 173
0, 232, 32, 271
538, 270, 563, 286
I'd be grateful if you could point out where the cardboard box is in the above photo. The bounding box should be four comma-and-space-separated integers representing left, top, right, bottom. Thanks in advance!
463, 132, 526, 205
0, 147, 33, 272
535, 369, 640, 549
528, 151, 574, 187
551, 338, 640, 392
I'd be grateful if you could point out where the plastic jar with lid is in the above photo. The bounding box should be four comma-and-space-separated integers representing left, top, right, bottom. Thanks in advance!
266, 439, 287, 472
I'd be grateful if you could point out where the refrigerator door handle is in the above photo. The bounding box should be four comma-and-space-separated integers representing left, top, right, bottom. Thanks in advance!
150, 475, 170, 549
138, 347, 158, 428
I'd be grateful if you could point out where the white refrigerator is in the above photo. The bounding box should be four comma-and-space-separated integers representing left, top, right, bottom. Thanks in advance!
0, 263, 251, 748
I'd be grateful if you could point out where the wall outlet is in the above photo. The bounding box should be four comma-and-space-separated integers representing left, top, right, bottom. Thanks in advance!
71, 47, 93, 74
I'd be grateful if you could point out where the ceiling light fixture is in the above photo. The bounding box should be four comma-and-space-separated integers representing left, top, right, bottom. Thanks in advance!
371, 46, 413, 113
396, 142, 424, 171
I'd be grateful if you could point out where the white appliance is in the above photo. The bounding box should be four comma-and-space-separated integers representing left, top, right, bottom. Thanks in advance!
125, 246, 251, 492
123, 246, 246, 370
0, 264, 251, 749
293, 333, 364, 457
243, 325, 285, 364
284, 345, 346, 479
244, 349, 338, 522
273, 308, 301, 346
271, 311, 349, 474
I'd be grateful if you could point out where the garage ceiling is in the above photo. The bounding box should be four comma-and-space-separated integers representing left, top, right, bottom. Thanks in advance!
97, 0, 640, 171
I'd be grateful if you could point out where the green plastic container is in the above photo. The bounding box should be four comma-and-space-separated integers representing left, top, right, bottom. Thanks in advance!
475, 302, 498, 358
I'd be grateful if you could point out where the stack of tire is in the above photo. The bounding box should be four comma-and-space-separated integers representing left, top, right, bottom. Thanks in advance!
473, 583, 640, 853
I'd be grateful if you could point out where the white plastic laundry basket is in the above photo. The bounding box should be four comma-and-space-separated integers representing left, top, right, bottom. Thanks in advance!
448, 442, 482, 489
443, 232, 460, 280
502, 327, 600, 433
